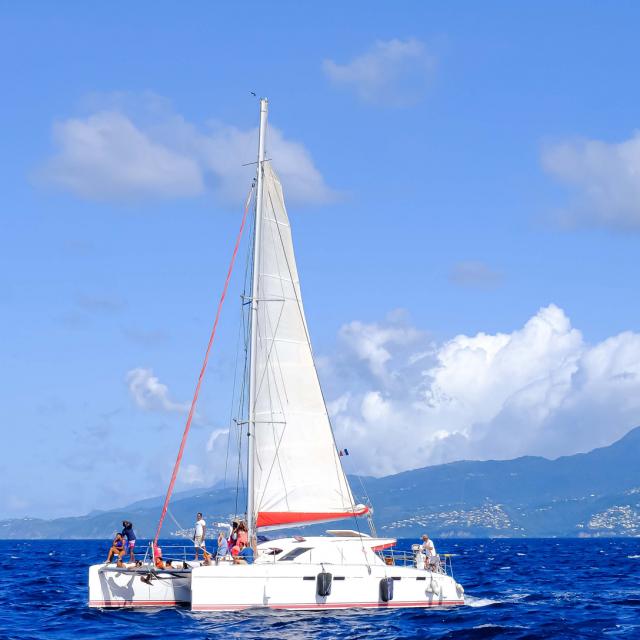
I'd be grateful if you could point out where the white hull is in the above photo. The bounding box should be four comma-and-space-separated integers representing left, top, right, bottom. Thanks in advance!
89, 536, 465, 612
191, 563, 463, 612
88, 563, 192, 608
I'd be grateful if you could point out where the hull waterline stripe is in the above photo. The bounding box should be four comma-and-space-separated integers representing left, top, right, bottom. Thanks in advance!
192, 600, 465, 611
89, 600, 188, 607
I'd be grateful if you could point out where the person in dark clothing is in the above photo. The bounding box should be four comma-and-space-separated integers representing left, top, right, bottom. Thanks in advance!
106, 533, 125, 567
121, 520, 137, 562
228, 520, 239, 548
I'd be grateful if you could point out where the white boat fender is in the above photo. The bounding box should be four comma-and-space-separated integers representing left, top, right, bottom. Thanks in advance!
456, 582, 464, 597
316, 572, 332, 597
430, 577, 441, 597
380, 577, 394, 602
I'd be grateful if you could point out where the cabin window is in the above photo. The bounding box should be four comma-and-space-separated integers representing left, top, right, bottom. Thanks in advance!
278, 547, 312, 561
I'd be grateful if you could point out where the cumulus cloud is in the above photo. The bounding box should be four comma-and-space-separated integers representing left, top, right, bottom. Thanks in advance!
38, 97, 335, 205
41, 112, 203, 200
126, 367, 189, 413
328, 305, 640, 477
323, 38, 436, 106
339, 314, 422, 379
195, 122, 336, 205
449, 261, 503, 289
542, 132, 640, 229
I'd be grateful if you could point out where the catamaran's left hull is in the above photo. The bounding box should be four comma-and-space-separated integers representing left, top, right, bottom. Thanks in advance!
88, 564, 191, 608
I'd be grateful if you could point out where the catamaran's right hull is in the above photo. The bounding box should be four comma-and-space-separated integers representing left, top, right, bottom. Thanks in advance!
190, 563, 464, 612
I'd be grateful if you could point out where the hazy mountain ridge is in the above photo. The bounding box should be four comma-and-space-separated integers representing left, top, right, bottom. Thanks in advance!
3, 427, 640, 539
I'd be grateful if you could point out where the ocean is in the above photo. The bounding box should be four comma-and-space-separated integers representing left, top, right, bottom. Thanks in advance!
1, 538, 639, 639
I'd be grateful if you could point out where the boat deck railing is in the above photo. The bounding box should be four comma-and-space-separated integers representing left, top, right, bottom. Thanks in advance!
138, 543, 206, 565
376, 549, 454, 576
112, 543, 456, 576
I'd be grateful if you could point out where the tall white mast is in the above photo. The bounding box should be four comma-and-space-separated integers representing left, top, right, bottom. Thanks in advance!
247, 97, 268, 542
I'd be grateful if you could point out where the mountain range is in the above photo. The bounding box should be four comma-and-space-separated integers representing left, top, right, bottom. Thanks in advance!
3, 427, 640, 539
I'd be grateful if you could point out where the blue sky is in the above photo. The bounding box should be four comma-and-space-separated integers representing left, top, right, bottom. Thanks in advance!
3, 2, 640, 519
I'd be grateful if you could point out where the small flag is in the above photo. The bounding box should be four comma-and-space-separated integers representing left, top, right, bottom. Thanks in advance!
338, 449, 350, 457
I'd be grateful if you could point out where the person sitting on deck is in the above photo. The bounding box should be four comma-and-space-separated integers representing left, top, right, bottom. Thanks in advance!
233, 545, 254, 565
216, 531, 230, 561
121, 520, 136, 563
201, 550, 213, 566
153, 544, 165, 569
106, 533, 125, 566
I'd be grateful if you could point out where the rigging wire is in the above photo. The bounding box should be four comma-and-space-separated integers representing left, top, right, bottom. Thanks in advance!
152, 185, 254, 547
223, 190, 256, 490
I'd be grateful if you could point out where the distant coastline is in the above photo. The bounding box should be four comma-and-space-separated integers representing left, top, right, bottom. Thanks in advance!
3, 427, 640, 540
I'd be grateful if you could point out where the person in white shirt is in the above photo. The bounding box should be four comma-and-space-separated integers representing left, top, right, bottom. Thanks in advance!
193, 512, 206, 560
420, 534, 436, 557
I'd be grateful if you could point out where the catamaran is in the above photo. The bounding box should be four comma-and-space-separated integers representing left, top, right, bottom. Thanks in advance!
88, 98, 465, 611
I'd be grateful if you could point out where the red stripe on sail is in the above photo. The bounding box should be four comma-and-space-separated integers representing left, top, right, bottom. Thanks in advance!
256, 506, 369, 528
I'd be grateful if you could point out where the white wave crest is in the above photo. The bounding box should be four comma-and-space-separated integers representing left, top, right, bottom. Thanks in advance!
465, 595, 501, 607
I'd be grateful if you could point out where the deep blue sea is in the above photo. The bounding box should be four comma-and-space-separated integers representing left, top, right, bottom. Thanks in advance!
1, 538, 639, 639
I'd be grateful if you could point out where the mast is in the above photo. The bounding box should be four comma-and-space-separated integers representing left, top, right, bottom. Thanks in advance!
247, 97, 268, 542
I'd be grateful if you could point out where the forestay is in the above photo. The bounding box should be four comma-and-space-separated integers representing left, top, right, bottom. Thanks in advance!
251, 162, 367, 529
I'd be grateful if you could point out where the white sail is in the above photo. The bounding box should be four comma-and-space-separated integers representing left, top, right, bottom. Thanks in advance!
250, 162, 367, 529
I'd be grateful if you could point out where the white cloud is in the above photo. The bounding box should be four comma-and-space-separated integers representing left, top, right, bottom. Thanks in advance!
542, 132, 640, 229
181, 463, 205, 486
329, 305, 640, 476
195, 122, 336, 205
41, 112, 203, 200
206, 428, 229, 452
323, 38, 436, 106
126, 367, 189, 413
339, 313, 421, 379
39, 97, 335, 205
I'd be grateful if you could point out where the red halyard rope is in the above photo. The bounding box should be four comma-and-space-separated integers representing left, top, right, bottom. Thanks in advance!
153, 186, 254, 547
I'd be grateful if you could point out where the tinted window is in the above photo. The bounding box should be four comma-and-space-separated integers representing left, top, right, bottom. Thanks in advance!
278, 547, 312, 561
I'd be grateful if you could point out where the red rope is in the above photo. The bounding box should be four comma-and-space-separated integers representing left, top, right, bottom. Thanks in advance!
153, 187, 254, 547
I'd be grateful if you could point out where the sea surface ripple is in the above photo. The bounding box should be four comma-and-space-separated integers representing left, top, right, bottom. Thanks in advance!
1, 538, 639, 639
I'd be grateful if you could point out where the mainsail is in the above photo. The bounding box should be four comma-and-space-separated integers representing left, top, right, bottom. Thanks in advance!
249, 160, 368, 529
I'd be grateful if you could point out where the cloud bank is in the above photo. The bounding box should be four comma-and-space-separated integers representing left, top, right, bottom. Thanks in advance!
542, 132, 640, 229
327, 305, 640, 477
38, 97, 335, 206
323, 38, 436, 106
